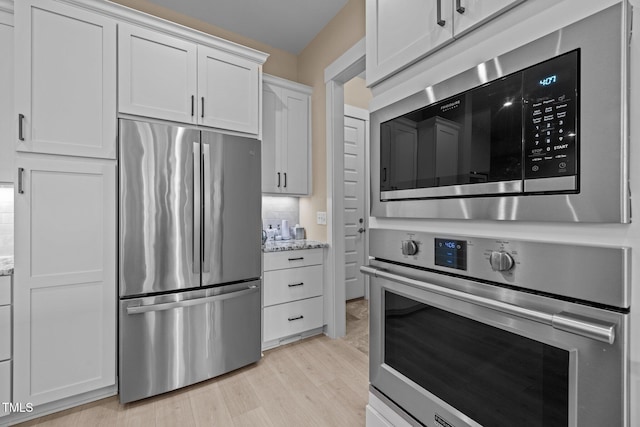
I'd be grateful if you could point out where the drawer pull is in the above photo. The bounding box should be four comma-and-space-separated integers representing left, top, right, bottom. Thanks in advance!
288, 257, 304, 261
288, 282, 304, 288
288, 315, 304, 321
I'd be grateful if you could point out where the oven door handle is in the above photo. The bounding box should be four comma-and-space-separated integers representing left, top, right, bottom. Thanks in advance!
361, 266, 616, 345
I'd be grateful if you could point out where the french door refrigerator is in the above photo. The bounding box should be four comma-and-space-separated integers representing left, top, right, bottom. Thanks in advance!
118, 119, 262, 403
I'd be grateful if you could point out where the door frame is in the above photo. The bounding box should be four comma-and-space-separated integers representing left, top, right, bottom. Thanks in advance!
324, 38, 366, 338
344, 105, 370, 301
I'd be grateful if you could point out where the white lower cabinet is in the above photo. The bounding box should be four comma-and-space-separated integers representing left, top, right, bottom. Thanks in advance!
0, 275, 10, 417
13, 154, 116, 407
0, 360, 10, 416
262, 249, 324, 349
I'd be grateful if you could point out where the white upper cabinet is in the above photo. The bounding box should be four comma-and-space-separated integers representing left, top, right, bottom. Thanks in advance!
0, 9, 13, 183
366, 0, 453, 86
118, 23, 197, 125
14, 0, 117, 159
198, 46, 260, 134
119, 24, 265, 135
452, 0, 526, 36
366, 0, 525, 85
262, 75, 312, 196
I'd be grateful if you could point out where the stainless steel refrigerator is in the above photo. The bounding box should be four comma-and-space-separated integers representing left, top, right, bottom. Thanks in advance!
118, 119, 262, 403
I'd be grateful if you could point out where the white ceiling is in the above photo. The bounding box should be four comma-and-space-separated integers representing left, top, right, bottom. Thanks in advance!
148, 0, 349, 54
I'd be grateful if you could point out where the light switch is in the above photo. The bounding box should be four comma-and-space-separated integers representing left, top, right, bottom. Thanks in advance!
316, 211, 327, 225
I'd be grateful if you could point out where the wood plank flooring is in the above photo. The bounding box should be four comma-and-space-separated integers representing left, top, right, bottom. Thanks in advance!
17, 300, 370, 427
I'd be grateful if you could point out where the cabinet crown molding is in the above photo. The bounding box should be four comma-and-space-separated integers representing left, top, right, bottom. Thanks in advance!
49, 0, 269, 64
264, 73, 312, 95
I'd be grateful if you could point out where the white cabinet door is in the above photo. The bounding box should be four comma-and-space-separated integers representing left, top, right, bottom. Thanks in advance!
118, 23, 198, 124
0, 11, 13, 183
366, 0, 454, 85
14, 154, 116, 406
281, 88, 310, 195
198, 46, 260, 134
452, 0, 526, 37
261, 82, 281, 192
14, 0, 116, 159
261, 75, 312, 195
0, 360, 9, 417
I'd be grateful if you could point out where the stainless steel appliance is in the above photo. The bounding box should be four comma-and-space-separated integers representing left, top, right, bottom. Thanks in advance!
371, 3, 631, 222
118, 119, 262, 403
362, 229, 630, 427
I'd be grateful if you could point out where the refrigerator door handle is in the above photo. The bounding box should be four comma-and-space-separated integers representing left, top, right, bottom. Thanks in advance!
202, 143, 212, 273
193, 142, 201, 274
126, 285, 259, 314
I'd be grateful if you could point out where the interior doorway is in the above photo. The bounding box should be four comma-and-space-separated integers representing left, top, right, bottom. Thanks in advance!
324, 38, 366, 338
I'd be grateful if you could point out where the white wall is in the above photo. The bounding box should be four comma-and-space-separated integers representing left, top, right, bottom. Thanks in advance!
368, 0, 640, 424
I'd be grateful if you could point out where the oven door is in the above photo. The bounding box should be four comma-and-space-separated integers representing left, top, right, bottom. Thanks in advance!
363, 264, 628, 427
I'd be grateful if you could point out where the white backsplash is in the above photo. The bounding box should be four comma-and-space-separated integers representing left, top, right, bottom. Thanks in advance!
0, 185, 13, 257
262, 196, 299, 233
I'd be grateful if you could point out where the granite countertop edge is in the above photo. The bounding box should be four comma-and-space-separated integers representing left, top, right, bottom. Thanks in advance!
262, 240, 329, 253
0, 256, 14, 276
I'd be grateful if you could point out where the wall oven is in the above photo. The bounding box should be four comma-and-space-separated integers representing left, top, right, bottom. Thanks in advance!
370, 3, 631, 222
362, 229, 630, 427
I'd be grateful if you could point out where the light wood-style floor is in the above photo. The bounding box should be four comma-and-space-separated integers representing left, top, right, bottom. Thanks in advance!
17, 300, 370, 427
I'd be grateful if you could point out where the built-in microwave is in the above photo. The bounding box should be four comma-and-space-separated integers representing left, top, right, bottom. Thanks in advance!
370, 3, 631, 223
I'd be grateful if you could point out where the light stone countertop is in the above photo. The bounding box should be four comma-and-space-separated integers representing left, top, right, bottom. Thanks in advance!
0, 256, 14, 276
263, 239, 328, 253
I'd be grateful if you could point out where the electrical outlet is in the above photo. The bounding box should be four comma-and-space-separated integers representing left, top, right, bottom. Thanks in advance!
316, 211, 327, 225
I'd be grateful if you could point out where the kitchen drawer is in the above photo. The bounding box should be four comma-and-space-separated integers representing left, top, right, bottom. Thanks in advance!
263, 296, 323, 342
264, 265, 323, 307
263, 248, 323, 271
0, 360, 10, 416
0, 305, 9, 361
0, 275, 10, 306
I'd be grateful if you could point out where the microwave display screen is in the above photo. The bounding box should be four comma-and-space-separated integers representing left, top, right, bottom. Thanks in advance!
379, 50, 579, 196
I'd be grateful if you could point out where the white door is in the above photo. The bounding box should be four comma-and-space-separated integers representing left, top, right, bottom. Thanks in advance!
344, 114, 367, 300
14, 0, 116, 159
14, 154, 116, 405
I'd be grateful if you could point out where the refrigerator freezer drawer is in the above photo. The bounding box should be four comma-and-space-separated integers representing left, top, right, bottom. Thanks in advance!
119, 280, 261, 403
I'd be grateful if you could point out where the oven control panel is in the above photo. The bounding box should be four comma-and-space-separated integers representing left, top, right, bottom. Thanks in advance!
371, 228, 629, 308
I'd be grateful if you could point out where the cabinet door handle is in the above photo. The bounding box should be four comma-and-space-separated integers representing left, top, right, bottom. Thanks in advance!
288, 257, 304, 261
436, 0, 446, 26
456, 0, 465, 14
18, 168, 24, 194
288, 282, 304, 288
191, 95, 194, 116
288, 315, 304, 322
18, 114, 25, 141
277, 172, 281, 188
201, 97, 205, 118
284, 172, 287, 188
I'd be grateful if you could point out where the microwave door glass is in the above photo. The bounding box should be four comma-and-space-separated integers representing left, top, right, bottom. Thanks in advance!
381, 73, 523, 194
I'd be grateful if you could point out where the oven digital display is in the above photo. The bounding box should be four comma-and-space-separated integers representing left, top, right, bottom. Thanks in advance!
434, 238, 467, 270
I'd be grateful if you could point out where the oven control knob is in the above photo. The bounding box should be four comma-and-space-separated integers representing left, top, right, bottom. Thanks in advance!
489, 251, 514, 271
401, 240, 419, 256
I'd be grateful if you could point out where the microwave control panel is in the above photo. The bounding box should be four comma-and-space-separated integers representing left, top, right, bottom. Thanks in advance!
523, 49, 579, 181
